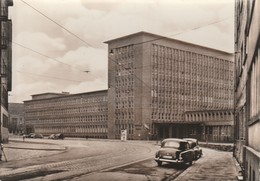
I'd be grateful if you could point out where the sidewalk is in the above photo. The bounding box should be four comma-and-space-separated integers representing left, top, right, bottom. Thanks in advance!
174, 148, 242, 181
0, 139, 66, 163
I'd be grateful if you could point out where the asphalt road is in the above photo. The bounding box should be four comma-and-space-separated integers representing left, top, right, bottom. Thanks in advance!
0, 138, 186, 181
73, 158, 186, 181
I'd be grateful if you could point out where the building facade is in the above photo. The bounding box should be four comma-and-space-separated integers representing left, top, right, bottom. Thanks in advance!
234, 0, 260, 180
8, 103, 25, 134
106, 32, 234, 141
0, 0, 12, 143
24, 91, 108, 138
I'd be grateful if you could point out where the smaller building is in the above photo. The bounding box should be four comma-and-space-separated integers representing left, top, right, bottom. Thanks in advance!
8, 103, 25, 134
24, 90, 108, 138
0, 0, 13, 143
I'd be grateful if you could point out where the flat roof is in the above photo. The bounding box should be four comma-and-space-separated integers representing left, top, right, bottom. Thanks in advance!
24, 89, 108, 102
104, 31, 233, 55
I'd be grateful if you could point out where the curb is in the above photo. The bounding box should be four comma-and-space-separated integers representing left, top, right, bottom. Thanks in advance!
4, 146, 67, 151
5, 139, 67, 151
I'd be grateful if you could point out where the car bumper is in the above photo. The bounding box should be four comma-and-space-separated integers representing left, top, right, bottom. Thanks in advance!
154, 157, 184, 163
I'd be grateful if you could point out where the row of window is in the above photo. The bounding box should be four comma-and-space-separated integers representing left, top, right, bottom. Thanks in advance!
152, 58, 233, 75
26, 114, 108, 124
26, 105, 108, 117
27, 95, 107, 109
152, 44, 233, 68
35, 124, 108, 134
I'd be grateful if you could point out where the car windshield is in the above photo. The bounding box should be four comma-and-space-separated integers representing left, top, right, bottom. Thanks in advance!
161, 141, 180, 149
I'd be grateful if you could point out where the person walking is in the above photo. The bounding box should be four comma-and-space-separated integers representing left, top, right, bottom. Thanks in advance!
0, 142, 7, 162
0, 142, 2, 161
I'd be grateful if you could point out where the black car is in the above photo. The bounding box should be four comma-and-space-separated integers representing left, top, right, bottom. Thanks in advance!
183, 138, 202, 159
154, 138, 194, 166
48, 133, 64, 140
25, 133, 35, 138
25, 133, 43, 138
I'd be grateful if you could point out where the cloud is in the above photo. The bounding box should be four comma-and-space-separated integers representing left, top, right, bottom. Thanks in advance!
9, 0, 234, 103
15, 31, 66, 55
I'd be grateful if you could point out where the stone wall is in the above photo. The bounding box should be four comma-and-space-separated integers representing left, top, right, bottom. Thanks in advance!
200, 142, 234, 152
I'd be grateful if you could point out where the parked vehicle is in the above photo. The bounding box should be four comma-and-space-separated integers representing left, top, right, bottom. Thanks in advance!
183, 138, 202, 160
154, 138, 194, 167
25, 133, 43, 139
34, 133, 44, 139
48, 134, 55, 139
25, 133, 35, 138
48, 133, 64, 140
54, 133, 64, 140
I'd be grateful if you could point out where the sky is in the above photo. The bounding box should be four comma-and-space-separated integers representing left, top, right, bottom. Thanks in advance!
9, 0, 234, 103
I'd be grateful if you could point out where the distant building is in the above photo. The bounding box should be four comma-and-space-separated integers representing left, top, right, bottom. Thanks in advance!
8, 103, 25, 134
234, 0, 260, 180
0, 0, 13, 143
105, 32, 234, 141
24, 91, 108, 138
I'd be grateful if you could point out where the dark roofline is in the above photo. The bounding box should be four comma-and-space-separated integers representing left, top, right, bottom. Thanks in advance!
104, 31, 233, 55
24, 89, 108, 103
9, 102, 24, 105
31, 92, 66, 97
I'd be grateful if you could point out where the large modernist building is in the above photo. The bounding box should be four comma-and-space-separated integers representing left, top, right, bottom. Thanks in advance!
24, 32, 234, 143
106, 32, 234, 141
234, 0, 260, 180
24, 91, 108, 138
0, 0, 13, 143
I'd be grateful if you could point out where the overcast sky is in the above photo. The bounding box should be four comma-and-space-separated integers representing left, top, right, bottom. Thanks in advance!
9, 0, 234, 103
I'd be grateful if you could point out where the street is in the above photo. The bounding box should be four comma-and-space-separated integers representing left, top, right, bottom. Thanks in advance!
0, 137, 240, 181
73, 157, 185, 181
0, 138, 187, 181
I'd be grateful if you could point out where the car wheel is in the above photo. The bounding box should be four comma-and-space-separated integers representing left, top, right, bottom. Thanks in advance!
157, 161, 162, 167
194, 155, 198, 160
188, 160, 193, 166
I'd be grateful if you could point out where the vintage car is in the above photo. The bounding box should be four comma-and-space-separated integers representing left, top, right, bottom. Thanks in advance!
25, 133, 43, 139
154, 138, 194, 166
183, 138, 203, 159
25, 133, 35, 138
48, 133, 64, 140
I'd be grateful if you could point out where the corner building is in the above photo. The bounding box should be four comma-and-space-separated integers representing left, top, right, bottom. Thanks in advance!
106, 32, 234, 141
24, 91, 108, 138
0, 0, 13, 142
234, 0, 260, 180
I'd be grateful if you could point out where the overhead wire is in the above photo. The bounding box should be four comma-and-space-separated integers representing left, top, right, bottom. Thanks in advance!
17, 0, 233, 92
20, 0, 94, 47
133, 17, 231, 46
16, 70, 84, 83
13, 41, 105, 84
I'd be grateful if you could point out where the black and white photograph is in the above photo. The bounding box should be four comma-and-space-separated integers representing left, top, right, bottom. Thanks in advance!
0, 0, 259, 180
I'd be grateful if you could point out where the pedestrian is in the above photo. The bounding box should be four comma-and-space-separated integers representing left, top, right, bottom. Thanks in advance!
22, 134, 25, 141
0, 143, 7, 162
0, 142, 2, 161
